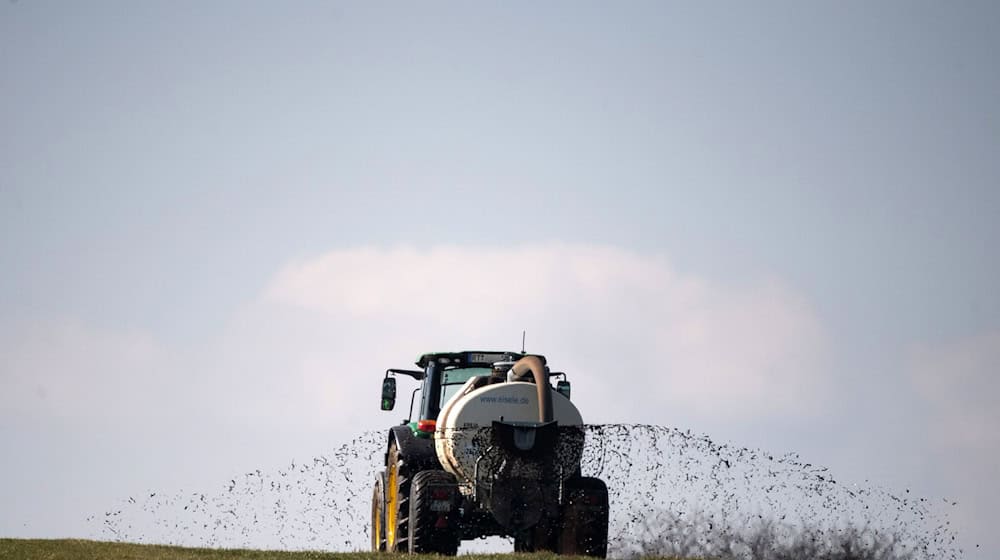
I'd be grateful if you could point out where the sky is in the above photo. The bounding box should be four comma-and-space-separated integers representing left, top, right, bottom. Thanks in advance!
1, 0, 998, 557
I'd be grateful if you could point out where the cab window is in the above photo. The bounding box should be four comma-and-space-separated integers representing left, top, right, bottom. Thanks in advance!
440, 367, 491, 405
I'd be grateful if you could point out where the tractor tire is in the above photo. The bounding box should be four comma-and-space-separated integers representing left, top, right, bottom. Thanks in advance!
408, 470, 460, 555
386, 441, 412, 553
558, 477, 609, 558
371, 471, 387, 552
513, 533, 531, 553
513, 522, 558, 553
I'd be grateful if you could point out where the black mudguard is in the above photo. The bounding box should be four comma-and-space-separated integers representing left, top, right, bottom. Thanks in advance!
386, 424, 440, 470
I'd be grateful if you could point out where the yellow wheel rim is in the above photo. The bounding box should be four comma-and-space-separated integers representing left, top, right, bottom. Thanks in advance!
386, 463, 398, 549
374, 490, 382, 550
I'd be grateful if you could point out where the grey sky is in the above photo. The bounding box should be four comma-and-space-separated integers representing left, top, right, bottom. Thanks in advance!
2, 1, 998, 557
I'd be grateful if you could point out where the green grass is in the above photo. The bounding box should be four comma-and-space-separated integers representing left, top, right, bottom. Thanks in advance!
0, 540, 683, 560
0, 540, 335, 560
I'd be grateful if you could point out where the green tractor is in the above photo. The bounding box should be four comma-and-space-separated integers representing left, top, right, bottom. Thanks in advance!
371, 351, 609, 556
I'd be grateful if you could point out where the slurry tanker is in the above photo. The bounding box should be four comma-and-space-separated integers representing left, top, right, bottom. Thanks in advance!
371, 351, 609, 556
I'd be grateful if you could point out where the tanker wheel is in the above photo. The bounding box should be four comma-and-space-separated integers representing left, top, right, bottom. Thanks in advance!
385, 441, 412, 552
408, 470, 460, 555
371, 471, 387, 551
558, 476, 609, 557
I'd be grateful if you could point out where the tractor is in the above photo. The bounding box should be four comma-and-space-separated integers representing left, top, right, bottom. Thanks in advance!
371, 351, 609, 556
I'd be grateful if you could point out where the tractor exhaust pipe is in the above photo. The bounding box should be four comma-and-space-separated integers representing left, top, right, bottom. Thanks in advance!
510, 356, 553, 423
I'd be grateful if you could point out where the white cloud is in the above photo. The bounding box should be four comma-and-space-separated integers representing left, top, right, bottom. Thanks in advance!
264, 243, 832, 424
0, 243, 832, 434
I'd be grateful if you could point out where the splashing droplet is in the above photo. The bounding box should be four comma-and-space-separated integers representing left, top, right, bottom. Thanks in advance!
94, 425, 959, 559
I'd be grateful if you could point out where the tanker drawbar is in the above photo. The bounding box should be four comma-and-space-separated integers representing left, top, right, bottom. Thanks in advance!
372, 351, 609, 556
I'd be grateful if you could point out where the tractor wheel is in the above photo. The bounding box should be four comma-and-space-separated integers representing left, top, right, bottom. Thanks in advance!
385, 441, 412, 553
408, 470, 460, 555
558, 477, 609, 557
513, 533, 531, 553
513, 522, 557, 553
371, 471, 387, 551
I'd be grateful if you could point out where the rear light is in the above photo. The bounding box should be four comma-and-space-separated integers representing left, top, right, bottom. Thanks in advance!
431, 488, 451, 499
417, 419, 437, 433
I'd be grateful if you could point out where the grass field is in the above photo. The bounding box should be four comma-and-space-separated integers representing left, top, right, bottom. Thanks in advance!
0, 540, 677, 560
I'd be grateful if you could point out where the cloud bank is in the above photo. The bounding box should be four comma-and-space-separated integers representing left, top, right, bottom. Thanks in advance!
264, 243, 833, 424
1, 244, 833, 437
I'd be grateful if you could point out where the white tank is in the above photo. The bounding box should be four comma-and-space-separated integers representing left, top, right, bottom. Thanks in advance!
435, 378, 584, 488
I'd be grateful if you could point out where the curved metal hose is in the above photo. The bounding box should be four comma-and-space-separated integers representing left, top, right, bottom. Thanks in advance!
510, 356, 553, 423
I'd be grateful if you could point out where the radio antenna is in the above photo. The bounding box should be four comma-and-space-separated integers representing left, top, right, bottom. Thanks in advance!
521, 330, 526, 353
